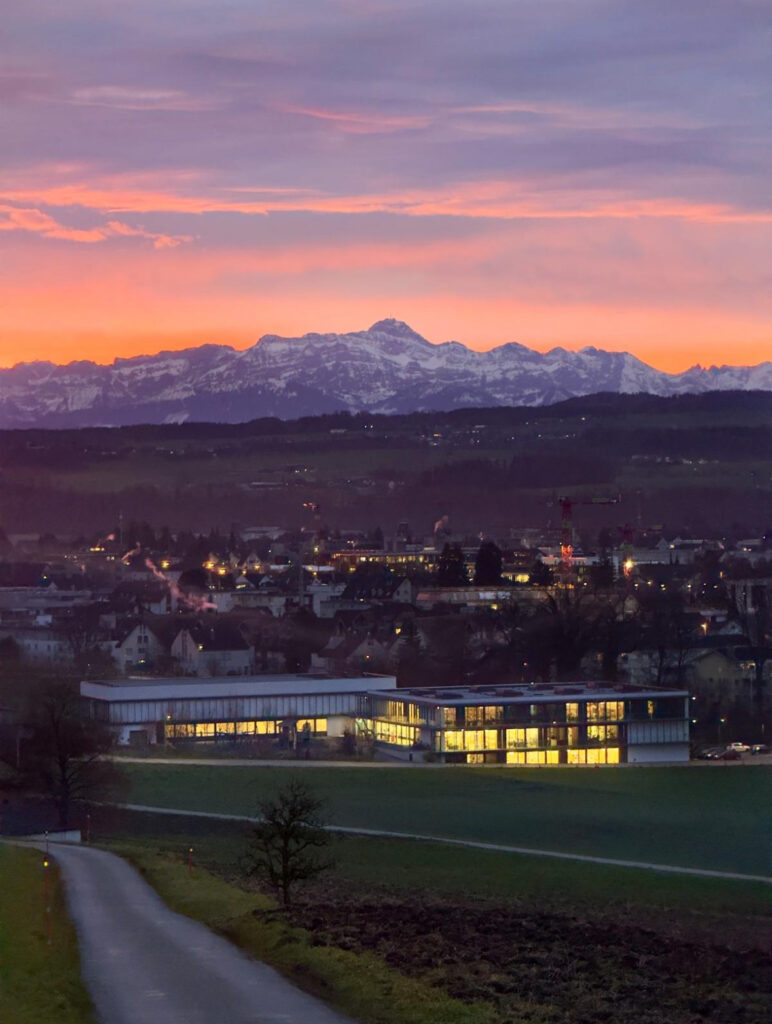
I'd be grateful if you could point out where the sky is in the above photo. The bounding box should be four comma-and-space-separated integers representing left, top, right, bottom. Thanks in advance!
1, 0, 770, 372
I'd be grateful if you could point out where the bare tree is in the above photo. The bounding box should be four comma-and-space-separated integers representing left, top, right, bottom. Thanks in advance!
245, 780, 333, 907
58, 603, 106, 672
731, 583, 770, 722
22, 679, 121, 828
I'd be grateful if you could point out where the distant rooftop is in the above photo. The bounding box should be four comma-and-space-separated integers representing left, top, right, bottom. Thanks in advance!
82, 673, 397, 702
368, 682, 688, 706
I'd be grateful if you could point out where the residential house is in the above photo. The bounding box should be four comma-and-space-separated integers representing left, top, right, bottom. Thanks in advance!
114, 620, 167, 674
172, 620, 253, 677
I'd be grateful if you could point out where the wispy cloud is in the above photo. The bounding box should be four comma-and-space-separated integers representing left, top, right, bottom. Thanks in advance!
279, 104, 431, 134
2, 176, 769, 224
0, 203, 192, 247
67, 85, 218, 111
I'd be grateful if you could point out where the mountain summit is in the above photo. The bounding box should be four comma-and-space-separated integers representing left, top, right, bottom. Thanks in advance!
0, 321, 769, 428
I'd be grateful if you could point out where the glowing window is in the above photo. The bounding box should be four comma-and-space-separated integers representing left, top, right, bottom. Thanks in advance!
506, 751, 526, 764
407, 704, 422, 724
296, 718, 328, 735
586, 702, 600, 722
506, 728, 526, 747
566, 703, 580, 722
606, 747, 620, 764
445, 730, 463, 751
196, 723, 215, 737
526, 727, 540, 748
546, 726, 564, 747
467, 752, 484, 764
463, 730, 485, 751
606, 701, 624, 721
374, 721, 417, 746
236, 721, 255, 734
216, 722, 235, 734
567, 749, 587, 764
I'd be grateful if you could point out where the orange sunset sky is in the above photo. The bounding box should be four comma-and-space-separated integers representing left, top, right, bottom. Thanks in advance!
1, 1, 770, 374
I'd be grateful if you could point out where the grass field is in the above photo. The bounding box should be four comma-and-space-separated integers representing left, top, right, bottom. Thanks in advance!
94, 806, 769, 921
121, 762, 772, 876
97, 814, 771, 1024
0, 844, 95, 1024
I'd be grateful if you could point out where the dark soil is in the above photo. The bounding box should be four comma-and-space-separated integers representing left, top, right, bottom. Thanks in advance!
287, 893, 771, 1024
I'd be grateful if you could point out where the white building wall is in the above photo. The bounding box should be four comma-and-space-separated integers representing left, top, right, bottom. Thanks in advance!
627, 743, 689, 763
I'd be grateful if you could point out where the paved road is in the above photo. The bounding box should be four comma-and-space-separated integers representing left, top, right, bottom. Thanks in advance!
110, 802, 772, 884
114, 756, 422, 768
40, 842, 353, 1024
113, 754, 771, 768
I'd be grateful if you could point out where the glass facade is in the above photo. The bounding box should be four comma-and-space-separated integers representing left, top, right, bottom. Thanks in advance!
357, 717, 418, 747
363, 691, 687, 765
164, 717, 328, 740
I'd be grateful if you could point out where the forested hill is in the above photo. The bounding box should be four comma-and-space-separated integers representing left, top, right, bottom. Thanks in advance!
0, 390, 769, 537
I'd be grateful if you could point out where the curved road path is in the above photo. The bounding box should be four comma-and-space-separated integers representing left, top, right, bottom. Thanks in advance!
37, 842, 353, 1024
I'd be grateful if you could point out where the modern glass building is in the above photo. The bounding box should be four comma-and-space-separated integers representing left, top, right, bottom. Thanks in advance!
357, 682, 690, 764
81, 674, 397, 747
81, 675, 689, 764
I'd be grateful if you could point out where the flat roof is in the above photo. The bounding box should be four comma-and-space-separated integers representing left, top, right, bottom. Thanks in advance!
366, 682, 688, 706
82, 674, 396, 703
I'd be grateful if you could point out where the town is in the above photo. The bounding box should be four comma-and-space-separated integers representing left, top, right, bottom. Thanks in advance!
1, 510, 769, 761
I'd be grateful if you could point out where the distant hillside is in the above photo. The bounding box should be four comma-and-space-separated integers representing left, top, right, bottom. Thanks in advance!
1, 391, 770, 538
1, 319, 770, 428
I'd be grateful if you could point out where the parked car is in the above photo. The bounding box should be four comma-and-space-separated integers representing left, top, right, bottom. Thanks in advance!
750, 743, 770, 755
696, 746, 723, 760
716, 749, 742, 760
725, 742, 750, 753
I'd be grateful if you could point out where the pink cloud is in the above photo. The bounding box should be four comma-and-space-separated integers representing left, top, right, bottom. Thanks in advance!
0, 202, 191, 247
279, 104, 431, 133
2, 174, 769, 225
68, 85, 219, 112
105, 220, 192, 249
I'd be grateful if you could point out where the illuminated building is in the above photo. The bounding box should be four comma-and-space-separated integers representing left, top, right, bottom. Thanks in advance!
80, 675, 689, 764
81, 674, 397, 747
357, 682, 690, 765
330, 549, 438, 573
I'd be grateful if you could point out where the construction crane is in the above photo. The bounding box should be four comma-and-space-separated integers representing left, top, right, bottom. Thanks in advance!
555, 494, 621, 582
618, 522, 635, 578
301, 500, 323, 561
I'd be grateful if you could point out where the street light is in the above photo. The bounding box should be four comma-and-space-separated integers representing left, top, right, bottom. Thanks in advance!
718, 716, 726, 744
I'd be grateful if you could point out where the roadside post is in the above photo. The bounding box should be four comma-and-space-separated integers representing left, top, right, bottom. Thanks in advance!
43, 856, 52, 946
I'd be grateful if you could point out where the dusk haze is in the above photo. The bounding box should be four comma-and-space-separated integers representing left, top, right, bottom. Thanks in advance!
1, 7, 770, 1024
1, 0, 770, 372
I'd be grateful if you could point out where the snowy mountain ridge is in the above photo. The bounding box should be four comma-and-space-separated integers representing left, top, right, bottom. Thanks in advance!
0, 318, 770, 428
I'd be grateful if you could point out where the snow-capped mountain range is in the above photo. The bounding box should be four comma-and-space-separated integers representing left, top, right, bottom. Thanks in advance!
0, 319, 770, 428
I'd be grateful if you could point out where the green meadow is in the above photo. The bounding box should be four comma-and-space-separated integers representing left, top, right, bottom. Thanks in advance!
121, 762, 772, 877
0, 844, 95, 1024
